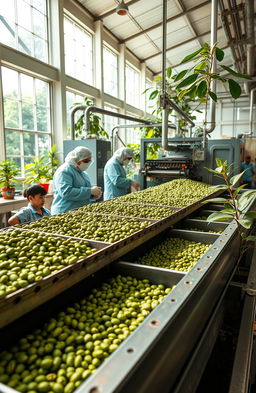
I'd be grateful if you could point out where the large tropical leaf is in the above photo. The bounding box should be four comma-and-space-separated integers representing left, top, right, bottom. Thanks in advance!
230, 170, 247, 186
197, 80, 207, 98
220, 65, 252, 80
176, 74, 198, 89
209, 91, 217, 102
207, 212, 233, 222
181, 48, 203, 64
215, 47, 224, 61
174, 70, 188, 82
228, 79, 242, 99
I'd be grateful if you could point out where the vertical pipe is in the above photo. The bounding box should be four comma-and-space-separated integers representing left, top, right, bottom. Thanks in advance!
249, 89, 255, 136
203, 0, 217, 147
161, 0, 168, 151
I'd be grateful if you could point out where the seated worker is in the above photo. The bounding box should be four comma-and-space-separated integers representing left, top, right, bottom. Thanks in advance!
51, 146, 102, 215
241, 155, 255, 189
103, 147, 140, 200
8, 184, 51, 226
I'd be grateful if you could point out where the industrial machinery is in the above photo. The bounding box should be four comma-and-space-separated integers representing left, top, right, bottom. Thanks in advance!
140, 137, 244, 189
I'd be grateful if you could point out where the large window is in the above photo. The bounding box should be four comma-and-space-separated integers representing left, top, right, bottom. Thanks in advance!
125, 114, 141, 145
2, 67, 51, 174
104, 104, 119, 138
66, 90, 85, 135
0, 0, 48, 62
125, 64, 140, 108
64, 16, 93, 85
103, 46, 118, 97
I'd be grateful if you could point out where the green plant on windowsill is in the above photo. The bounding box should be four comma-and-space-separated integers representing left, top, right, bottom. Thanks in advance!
203, 158, 256, 249
0, 159, 22, 199
69, 97, 109, 140
25, 145, 59, 189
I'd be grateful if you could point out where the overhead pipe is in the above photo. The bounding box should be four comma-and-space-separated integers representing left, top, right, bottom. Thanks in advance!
229, 0, 246, 73
248, 88, 256, 136
111, 122, 176, 154
70, 105, 151, 140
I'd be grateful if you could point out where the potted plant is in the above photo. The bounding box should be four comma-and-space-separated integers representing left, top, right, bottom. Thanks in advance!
0, 160, 21, 199
70, 97, 109, 139
25, 145, 59, 191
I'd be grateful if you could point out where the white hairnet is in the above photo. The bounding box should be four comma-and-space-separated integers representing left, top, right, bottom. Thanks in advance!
65, 146, 92, 166
113, 147, 134, 163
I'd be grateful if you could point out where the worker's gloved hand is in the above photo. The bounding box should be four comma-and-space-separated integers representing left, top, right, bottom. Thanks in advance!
131, 181, 140, 192
91, 186, 102, 199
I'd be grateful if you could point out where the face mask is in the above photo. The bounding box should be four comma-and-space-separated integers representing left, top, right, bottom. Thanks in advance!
78, 161, 91, 171
123, 159, 129, 166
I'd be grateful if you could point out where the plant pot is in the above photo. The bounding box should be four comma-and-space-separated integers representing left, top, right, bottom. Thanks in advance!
2, 187, 15, 200
39, 183, 50, 192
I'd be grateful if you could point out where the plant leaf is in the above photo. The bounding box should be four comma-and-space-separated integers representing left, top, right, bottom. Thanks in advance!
209, 91, 217, 102
149, 90, 158, 100
238, 218, 253, 229
166, 67, 172, 78
209, 184, 228, 190
176, 74, 198, 89
204, 197, 230, 203
238, 193, 256, 212
220, 65, 252, 80
216, 47, 224, 61
207, 212, 233, 222
228, 79, 242, 99
233, 184, 247, 196
181, 48, 203, 63
230, 170, 247, 186
243, 236, 256, 242
174, 69, 188, 82
197, 80, 207, 98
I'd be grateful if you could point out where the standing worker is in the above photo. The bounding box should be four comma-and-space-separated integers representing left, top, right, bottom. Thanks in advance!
240, 155, 255, 189
104, 147, 140, 200
51, 146, 102, 214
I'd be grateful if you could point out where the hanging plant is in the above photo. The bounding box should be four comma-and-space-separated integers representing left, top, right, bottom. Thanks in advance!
174, 42, 251, 132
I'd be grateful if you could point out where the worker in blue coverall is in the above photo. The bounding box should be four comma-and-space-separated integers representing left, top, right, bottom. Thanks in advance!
103, 147, 140, 201
241, 155, 255, 189
51, 146, 102, 214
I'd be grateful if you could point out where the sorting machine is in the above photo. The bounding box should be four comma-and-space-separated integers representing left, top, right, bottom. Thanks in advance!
0, 186, 255, 393
140, 137, 244, 188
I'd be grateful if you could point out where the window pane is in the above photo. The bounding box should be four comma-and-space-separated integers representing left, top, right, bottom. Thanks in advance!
9, 157, 22, 175
24, 132, 36, 156
24, 156, 35, 167
34, 36, 47, 61
5, 130, 21, 155
17, 0, 32, 31
2, 67, 18, 97
0, 17, 16, 47
35, 79, 48, 106
64, 16, 93, 85
0, 0, 15, 21
22, 102, 34, 130
33, 8, 46, 39
103, 47, 118, 96
21, 74, 34, 103
0, 0, 48, 62
38, 133, 50, 157
18, 26, 33, 57
4, 99, 19, 128
36, 106, 49, 131
32, 0, 46, 13
125, 64, 140, 107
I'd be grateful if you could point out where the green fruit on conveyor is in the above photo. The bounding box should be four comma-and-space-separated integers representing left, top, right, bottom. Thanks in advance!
0, 229, 97, 299
81, 201, 174, 219
117, 179, 212, 207
136, 237, 210, 272
0, 275, 172, 393
22, 212, 149, 243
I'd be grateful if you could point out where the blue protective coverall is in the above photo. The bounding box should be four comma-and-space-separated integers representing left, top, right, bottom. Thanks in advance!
103, 157, 132, 200
51, 163, 92, 214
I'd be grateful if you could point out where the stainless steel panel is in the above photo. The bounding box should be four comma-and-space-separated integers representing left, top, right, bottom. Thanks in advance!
115, 261, 186, 285
169, 228, 219, 244
177, 219, 228, 232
